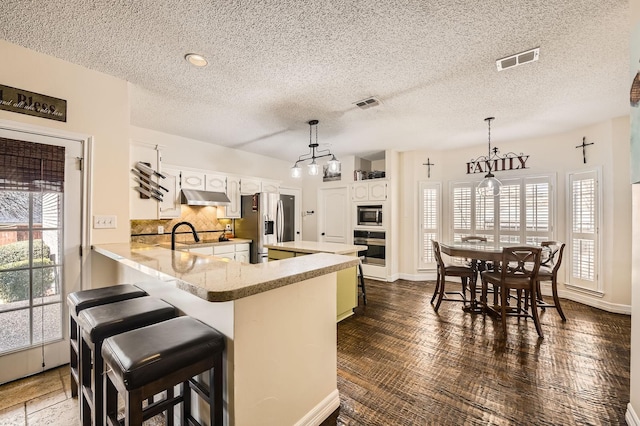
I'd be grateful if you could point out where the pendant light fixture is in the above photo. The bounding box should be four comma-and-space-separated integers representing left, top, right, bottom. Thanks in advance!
291, 120, 340, 178
476, 117, 503, 197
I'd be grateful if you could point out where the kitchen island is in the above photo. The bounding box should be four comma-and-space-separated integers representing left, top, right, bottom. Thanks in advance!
265, 241, 367, 322
92, 242, 359, 426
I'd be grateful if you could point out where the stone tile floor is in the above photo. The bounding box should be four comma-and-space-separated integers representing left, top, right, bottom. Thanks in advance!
0, 365, 78, 425
0, 365, 167, 425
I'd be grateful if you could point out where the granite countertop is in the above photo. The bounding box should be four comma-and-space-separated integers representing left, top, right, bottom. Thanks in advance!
264, 241, 367, 255
92, 243, 359, 302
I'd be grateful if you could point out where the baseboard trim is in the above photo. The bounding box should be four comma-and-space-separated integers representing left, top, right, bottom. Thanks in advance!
627, 402, 639, 425
294, 389, 340, 426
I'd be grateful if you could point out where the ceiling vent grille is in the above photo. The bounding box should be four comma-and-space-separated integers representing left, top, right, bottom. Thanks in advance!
496, 47, 540, 71
354, 97, 382, 109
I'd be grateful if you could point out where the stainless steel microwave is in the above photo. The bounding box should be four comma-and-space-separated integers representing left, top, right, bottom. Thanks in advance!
357, 205, 383, 226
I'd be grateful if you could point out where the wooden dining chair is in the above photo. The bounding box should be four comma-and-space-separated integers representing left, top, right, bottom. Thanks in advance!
460, 235, 491, 300
480, 246, 544, 338
535, 241, 566, 321
431, 240, 476, 312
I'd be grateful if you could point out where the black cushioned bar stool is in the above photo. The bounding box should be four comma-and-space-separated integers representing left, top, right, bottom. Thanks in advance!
67, 285, 147, 398
102, 316, 225, 426
77, 297, 176, 426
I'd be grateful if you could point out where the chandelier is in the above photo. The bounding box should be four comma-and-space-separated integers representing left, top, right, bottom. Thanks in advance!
476, 117, 503, 197
291, 120, 340, 178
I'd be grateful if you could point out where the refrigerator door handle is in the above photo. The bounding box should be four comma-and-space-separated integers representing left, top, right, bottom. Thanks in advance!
276, 199, 284, 242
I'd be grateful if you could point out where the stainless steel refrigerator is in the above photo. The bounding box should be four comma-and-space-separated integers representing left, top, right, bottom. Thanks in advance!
235, 193, 296, 263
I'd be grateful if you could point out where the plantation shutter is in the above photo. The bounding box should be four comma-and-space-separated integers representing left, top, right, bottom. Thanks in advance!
567, 170, 599, 292
418, 182, 440, 269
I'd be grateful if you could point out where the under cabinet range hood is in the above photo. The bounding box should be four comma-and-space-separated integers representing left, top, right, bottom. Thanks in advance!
180, 189, 230, 206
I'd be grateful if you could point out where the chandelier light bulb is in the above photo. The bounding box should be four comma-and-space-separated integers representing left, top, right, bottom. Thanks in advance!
308, 160, 319, 176
328, 155, 340, 172
291, 164, 302, 178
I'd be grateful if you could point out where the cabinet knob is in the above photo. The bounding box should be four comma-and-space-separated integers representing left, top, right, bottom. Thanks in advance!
321, 232, 325, 236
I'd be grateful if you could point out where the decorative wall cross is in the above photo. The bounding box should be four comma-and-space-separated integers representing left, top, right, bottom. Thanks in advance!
423, 158, 435, 178
575, 137, 594, 164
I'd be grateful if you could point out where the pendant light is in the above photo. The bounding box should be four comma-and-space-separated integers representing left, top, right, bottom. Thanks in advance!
291, 120, 340, 178
476, 117, 502, 197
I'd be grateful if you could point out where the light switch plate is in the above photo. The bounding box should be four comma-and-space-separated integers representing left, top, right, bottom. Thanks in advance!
93, 215, 117, 229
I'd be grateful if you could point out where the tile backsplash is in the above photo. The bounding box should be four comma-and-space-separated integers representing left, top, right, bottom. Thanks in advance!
131, 206, 232, 245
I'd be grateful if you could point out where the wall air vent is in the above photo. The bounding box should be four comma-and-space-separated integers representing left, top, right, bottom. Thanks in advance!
496, 47, 540, 71
354, 97, 382, 109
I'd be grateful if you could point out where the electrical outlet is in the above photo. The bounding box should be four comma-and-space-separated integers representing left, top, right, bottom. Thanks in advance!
93, 215, 117, 229
158, 226, 164, 234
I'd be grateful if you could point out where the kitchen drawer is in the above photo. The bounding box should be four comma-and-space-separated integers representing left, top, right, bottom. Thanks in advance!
214, 245, 235, 254
189, 247, 213, 255
234, 243, 250, 252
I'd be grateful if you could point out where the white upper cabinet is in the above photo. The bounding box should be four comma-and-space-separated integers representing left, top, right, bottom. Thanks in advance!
181, 170, 206, 190
224, 176, 242, 218
369, 181, 387, 201
159, 166, 181, 218
240, 177, 262, 195
261, 179, 280, 193
205, 173, 227, 192
352, 180, 387, 202
130, 143, 161, 220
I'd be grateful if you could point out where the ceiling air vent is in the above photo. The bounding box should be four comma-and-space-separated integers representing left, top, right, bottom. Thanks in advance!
496, 47, 540, 71
354, 97, 381, 109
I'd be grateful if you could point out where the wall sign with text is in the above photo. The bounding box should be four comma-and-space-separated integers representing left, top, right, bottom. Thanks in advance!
0, 84, 67, 122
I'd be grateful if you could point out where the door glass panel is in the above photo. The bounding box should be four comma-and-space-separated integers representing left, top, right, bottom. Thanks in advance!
32, 303, 63, 343
0, 309, 29, 352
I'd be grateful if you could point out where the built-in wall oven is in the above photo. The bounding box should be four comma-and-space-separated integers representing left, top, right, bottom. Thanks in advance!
353, 230, 386, 266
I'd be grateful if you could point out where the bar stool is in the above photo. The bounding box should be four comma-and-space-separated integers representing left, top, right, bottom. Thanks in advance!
67, 284, 147, 397
77, 297, 176, 426
102, 316, 225, 426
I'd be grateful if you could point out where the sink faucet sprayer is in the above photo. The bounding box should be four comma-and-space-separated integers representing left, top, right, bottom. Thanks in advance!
171, 221, 200, 250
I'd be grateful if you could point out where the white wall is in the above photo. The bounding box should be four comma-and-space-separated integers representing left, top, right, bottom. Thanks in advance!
398, 117, 632, 312
130, 125, 298, 185
0, 39, 130, 245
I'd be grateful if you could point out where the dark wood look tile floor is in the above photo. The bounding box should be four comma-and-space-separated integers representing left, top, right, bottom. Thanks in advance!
336, 279, 631, 426
0, 279, 630, 425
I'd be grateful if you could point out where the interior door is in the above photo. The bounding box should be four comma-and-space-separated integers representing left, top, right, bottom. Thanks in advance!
0, 126, 83, 384
319, 186, 349, 243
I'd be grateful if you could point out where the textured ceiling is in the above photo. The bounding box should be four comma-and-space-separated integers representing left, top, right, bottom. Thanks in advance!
0, 1, 631, 162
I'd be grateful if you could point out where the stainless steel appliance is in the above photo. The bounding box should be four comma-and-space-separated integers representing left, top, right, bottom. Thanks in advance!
235, 193, 295, 263
357, 205, 383, 226
353, 230, 386, 266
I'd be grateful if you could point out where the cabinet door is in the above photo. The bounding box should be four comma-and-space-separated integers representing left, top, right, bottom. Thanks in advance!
205, 173, 227, 192
181, 170, 206, 190
352, 182, 369, 201
369, 181, 387, 201
224, 176, 241, 218
235, 250, 250, 263
159, 167, 181, 218
261, 179, 280, 193
130, 143, 160, 220
240, 177, 261, 195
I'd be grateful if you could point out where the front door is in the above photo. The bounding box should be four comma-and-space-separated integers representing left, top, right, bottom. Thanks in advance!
0, 126, 83, 384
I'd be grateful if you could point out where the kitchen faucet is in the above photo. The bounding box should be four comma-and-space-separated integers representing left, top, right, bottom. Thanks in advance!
171, 221, 200, 250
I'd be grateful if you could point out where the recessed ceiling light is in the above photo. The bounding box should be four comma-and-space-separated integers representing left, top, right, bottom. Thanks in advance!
185, 53, 208, 68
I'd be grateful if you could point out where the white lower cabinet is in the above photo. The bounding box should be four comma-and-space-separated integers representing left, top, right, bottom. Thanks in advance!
187, 243, 250, 262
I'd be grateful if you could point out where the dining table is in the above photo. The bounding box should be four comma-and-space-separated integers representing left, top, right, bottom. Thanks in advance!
438, 240, 517, 313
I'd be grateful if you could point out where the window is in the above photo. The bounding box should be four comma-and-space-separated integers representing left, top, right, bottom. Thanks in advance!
418, 182, 440, 269
451, 175, 554, 244
567, 170, 600, 292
